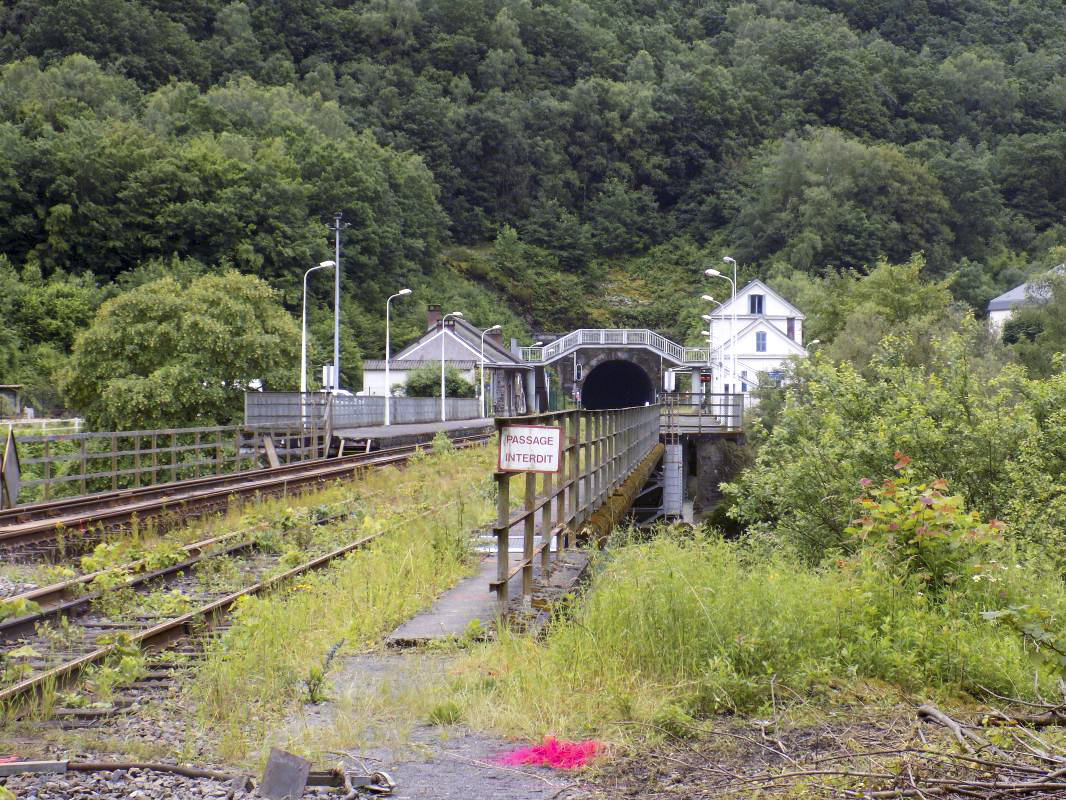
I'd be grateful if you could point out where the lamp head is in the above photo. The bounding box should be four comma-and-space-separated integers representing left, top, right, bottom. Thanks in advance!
398, 288, 412, 296
723, 256, 736, 265
319, 260, 336, 268
488, 324, 502, 332
701, 314, 712, 321
701, 294, 715, 302
532, 341, 543, 347
809, 339, 821, 346
700, 330, 712, 336
448, 311, 463, 318
705, 268, 721, 277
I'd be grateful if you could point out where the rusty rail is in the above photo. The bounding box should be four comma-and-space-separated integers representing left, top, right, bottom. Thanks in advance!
489, 405, 660, 606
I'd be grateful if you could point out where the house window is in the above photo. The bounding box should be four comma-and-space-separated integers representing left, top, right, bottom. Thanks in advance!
749, 294, 764, 315
787, 317, 795, 340
755, 331, 767, 352
741, 370, 748, 392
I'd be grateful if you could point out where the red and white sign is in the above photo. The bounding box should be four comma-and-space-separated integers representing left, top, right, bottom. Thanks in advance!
498, 425, 562, 473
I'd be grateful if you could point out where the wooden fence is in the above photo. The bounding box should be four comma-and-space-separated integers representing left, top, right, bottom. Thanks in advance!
8, 423, 327, 506
490, 405, 661, 606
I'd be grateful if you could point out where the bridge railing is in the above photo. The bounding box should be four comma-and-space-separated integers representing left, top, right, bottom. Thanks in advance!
660, 392, 747, 430
490, 405, 661, 606
520, 329, 709, 364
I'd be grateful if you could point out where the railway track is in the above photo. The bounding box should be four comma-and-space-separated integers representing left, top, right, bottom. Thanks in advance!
0, 447, 475, 716
0, 433, 490, 551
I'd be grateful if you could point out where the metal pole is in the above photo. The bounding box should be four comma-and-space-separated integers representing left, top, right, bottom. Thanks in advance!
479, 324, 500, 419
333, 214, 341, 393
327, 213, 349, 393
440, 311, 463, 421
384, 289, 412, 426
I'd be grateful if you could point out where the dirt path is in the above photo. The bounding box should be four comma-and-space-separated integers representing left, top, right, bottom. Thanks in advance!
279, 651, 586, 800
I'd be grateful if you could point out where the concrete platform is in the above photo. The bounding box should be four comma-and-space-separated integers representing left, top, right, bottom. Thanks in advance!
386, 556, 505, 646
334, 418, 493, 450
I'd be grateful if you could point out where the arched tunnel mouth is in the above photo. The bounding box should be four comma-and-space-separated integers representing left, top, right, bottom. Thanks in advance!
581, 360, 655, 409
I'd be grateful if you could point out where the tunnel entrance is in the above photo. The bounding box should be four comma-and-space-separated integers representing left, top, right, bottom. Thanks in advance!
581, 360, 655, 409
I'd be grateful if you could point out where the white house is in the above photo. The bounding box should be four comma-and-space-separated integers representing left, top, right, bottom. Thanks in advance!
986, 265, 1063, 330
361, 305, 532, 415
706, 279, 808, 395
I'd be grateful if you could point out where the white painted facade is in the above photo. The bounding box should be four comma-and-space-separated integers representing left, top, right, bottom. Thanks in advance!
706, 279, 808, 394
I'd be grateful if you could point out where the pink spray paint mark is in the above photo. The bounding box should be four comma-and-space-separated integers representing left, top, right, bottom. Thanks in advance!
497, 737, 601, 770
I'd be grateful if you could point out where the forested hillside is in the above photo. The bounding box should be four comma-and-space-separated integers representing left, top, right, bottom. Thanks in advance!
3, 0, 1066, 418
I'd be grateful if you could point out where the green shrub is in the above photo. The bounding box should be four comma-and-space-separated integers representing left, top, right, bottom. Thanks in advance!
458, 535, 1065, 737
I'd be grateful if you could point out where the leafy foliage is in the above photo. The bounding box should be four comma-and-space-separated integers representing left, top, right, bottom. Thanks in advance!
62, 271, 299, 429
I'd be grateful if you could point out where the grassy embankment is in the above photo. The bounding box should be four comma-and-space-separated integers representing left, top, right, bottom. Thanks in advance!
190, 437, 496, 762
448, 528, 1066, 745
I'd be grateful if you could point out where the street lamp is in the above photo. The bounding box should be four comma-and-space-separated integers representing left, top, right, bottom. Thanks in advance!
384, 288, 412, 426
705, 263, 737, 395
440, 311, 464, 421
301, 260, 336, 397
479, 324, 501, 418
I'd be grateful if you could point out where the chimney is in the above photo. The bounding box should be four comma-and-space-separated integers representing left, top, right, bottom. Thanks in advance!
426, 304, 441, 331
487, 329, 503, 348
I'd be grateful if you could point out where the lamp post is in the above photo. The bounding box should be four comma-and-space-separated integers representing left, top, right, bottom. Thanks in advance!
327, 213, 350, 393
384, 288, 412, 426
479, 324, 501, 418
440, 311, 464, 421
705, 264, 737, 395
301, 260, 336, 396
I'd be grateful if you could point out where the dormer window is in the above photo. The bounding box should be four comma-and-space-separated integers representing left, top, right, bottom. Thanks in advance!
749, 294, 764, 315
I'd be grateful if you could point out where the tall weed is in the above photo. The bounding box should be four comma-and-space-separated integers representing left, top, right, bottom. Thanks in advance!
455, 534, 1064, 739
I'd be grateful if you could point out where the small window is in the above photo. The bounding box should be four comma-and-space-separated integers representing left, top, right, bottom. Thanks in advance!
749, 294, 764, 315
741, 370, 748, 392
755, 331, 767, 352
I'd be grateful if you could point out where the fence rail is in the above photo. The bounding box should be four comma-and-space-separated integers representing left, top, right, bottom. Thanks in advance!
660, 392, 747, 431
245, 392, 483, 429
490, 405, 661, 606
520, 329, 708, 365
6, 424, 325, 506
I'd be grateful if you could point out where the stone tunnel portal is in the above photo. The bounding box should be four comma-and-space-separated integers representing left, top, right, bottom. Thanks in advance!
581, 359, 655, 409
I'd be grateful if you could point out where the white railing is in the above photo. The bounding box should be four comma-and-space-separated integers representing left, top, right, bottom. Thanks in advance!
520, 329, 709, 365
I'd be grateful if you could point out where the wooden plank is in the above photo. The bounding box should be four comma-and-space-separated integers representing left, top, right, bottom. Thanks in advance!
262, 435, 280, 469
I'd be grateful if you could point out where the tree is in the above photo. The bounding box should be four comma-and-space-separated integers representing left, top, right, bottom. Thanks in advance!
1003, 270, 1066, 378
402, 363, 475, 398
62, 271, 299, 430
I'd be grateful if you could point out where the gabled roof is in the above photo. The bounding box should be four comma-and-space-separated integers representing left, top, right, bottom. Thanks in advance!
714, 317, 808, 357
987, 265, 1064, 312
710, 279, 806, 320
392, 318, 528, 368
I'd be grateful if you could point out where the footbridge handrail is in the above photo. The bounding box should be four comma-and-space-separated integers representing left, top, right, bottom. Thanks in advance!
521, 329, 708, 365
490, 405, 661, 607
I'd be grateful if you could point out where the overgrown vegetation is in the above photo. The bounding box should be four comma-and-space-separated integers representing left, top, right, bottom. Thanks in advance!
191, 441, 495, 763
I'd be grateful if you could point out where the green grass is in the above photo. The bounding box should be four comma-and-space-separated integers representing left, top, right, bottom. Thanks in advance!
450, 532, 1066, 743
189, 443, 496, 763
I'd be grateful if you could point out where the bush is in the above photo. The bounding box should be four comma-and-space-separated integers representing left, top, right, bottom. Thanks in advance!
402, 363, 475, 398
456, 534, 1065, 737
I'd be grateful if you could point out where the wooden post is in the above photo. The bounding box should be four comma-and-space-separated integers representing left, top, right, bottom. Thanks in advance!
193, 431, 201, 478
111, 432, 118, 491
494, 470, 510, 606
170, 432, 177, 483
522, 470, 535, 602
134, 435, 141, 488
42, 439, 51, 501
215, 428, 222, 475
568, 410, 579, 548
541, 438, 554, 572
151, 433, 158, 486
80, 438, 87, 496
